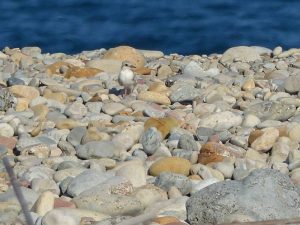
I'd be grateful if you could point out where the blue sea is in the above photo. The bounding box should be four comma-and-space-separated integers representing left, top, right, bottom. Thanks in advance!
0, 0, 299, 55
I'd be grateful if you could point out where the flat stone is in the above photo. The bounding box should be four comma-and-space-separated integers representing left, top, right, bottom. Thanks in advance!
73, 192, 142, 216
67, 127, 86, 147
149, 157, 191, 176
64, 101, 87, 119
186, 169, 300, 225
0, 123, 14, 137
220, 46, 261, 65
245, 101, 296, 121
65, 66, 102, 79
250, 127, 279, 152
144, 117, 180, 139
86, 59, 122, 74
9, 85, 39, 102
76, 141, 118, 159
169, 85, 199, 103
114, 160, 146, 187
284, 75, 300, 94
140, 127, 162, 155
198, 111, 243, 131
32, 191, 55, 216
178, 134, 198, 151
198, 142, 231, 165
102, 102, 126, 115
154, 172, 192, 195
41, 208, 110, 225
66, 169, 112, 197
138, 91, 171, 105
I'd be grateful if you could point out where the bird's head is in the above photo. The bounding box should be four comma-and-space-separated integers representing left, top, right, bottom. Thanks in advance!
122, 61, 136, 69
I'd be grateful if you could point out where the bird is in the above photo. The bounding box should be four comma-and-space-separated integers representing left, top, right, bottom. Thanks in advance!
118, 61, 136, 97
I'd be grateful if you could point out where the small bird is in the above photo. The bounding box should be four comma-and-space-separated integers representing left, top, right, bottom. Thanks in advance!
118, 61, 136, 97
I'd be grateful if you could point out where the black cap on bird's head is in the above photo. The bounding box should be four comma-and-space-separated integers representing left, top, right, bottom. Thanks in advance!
122, 61, 136, 69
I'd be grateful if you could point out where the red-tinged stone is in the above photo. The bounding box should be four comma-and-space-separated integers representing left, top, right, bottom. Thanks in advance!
198, 142, 231, 165
18, 179, 30, 188
54, 198, 76, 209
0, 136, 17, 149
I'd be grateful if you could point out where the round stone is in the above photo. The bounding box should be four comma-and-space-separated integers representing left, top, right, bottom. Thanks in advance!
149, 157, 191, 176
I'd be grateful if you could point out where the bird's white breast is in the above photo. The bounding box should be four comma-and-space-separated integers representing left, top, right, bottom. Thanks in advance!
118, 68, 135, 86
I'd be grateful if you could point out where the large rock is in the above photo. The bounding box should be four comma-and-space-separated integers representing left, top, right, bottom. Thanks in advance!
42, 208, 110, 225
186, 169, 300, 225
76, 141, 118, 159
103, 45, 145, 69
198, 111, 243, 131
86, 59, 122, 74
169, 85, 199, 103
284, 75, 300, 94
220, 46, 261, 65
73, 192, 142, 216
245, 101, 296, 121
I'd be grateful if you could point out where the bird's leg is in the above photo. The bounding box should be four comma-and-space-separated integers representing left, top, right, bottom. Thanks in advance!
123, 87, 128, 97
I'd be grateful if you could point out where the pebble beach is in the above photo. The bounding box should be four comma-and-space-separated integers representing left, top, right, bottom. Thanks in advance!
1, 45, 300, 225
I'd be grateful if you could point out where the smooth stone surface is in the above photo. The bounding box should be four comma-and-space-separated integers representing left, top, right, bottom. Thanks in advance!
115, 160, 147, 187
198, 111, 243, 131
73, 192, 143, 216
220, 46, 261, 64
149, 157, 191, 176
76, 141, 118, 159
245, 101, 296, 121
178, 134, 198, 151
186, 169, 300, 225
66, 169, 111, 197
140, 127, 162, 155
169, 85, 199, 103
154, 172, 193, 195
42, 208, 110, 225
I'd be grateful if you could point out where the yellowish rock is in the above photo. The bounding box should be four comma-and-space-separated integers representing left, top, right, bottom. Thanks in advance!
242, 79, 255, 91
63, 58, 85, 67
148, 82, 169, 93
43, 89, 67, 103
10, 85, 39, 101
133, 66, 152, 75
144, 117, 179, 139
55, 119, 87, 130
251, 127, 279, 152
15, 97, 29, 112
81, 127, 110, 144
65, 66, 102, 79
153, 216, 181, 225
46, 61, 74, 75
31, 104, 49, 120
103, 45, 145, 69
138, 91, 171, 105
33, 191, 55, 216
289, 124, 300, 142
149, 157, 191, 176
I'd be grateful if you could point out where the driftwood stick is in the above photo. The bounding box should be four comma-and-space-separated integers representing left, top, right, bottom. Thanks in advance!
219, 217, 300, 225
3, 157, 34, 225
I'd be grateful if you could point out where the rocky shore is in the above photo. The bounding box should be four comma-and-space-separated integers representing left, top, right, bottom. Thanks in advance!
1, 45, 300, 225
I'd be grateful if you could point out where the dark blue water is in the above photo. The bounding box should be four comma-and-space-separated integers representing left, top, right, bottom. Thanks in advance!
1, 0, 299, 55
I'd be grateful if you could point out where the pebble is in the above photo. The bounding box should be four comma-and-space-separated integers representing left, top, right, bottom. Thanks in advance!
2, 45, 300, 224
140, 127, 162, 155
198, 111, 243, 131
149, 157, 191, 176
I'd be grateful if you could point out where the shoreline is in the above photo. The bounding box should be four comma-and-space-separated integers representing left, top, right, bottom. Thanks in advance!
0, 45, 300, 224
